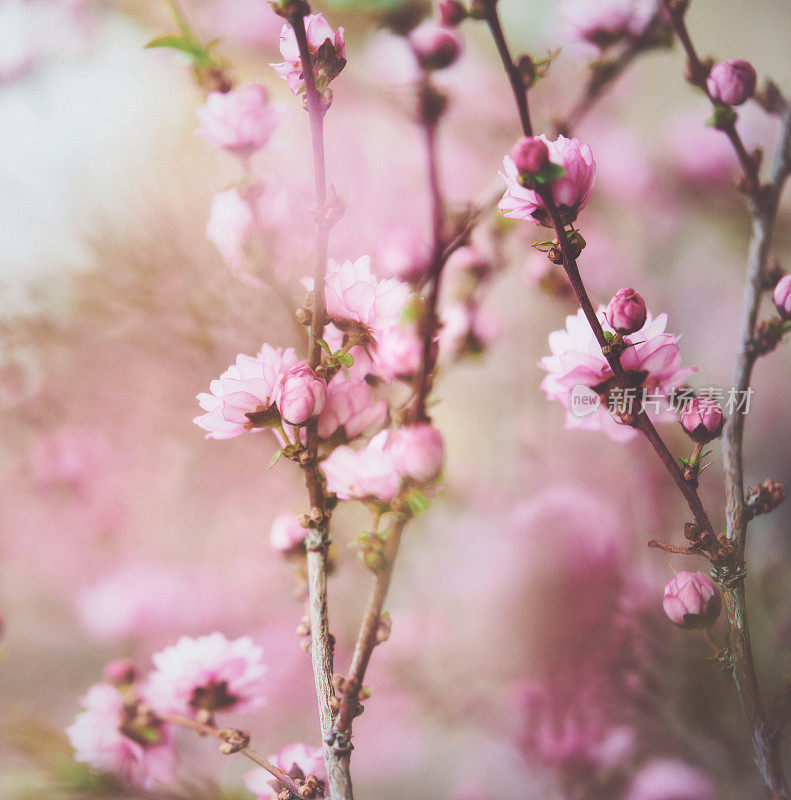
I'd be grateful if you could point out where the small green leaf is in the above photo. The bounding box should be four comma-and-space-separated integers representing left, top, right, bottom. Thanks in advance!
603, 330, 615, 342
269, 449, 283, 469
317, 338, 332, 354
337, 351, 354, 367
407, 490, 431, 515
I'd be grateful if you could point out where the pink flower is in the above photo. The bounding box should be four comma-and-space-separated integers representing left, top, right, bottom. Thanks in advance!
563, 0, 658, 48
66, 683, 176, 790
680, 396, 724, 443
408, 22, 462, 71
707, 59, 757, 106
244, 742, 326, 799
774, 274, 791, 320
194, 344, 298, 439
605, 287, 647, 334
390, 424, 444, 484
324, 256, 412, 334
318, 372, 386, 440
539, 308, 696, 442
662, 571, 721, 629
499, 135, 595, 226
146, 633, 268, 715
271, 13, 346, 97
439, 303, 500, 358
375, 227, 431, 282
374, 325, 424, 382
269, 513, 306, 554
273, 361, 327, 425
624, 759, 716, 800
196, 84, 278, 157
321, 430, 402, 502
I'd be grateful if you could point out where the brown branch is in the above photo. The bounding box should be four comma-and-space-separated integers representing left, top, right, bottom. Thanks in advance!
480, 0, 532, 137
661, 0, 761, 195
290, 10, 352, 800
161, 714, 307, 799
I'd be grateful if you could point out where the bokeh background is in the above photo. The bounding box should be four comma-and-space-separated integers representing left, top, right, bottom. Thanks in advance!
1, 1, 791, 798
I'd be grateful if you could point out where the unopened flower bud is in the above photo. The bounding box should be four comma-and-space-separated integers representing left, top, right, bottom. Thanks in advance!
438, 0, 467, 26
409, 22, 462, 71
511, 136, 550, 176
390, 424, 444, 484
680, 397, 724, 443
773, 274, 791, 320
274, 362, 327, 425
103, 659, 137, 687
270, 513, 307, 554
605, 287, 647, 334
707, 59, 757, 106
662, 570, 721, 629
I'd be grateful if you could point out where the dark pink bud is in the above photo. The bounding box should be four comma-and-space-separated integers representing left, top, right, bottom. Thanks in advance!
707, 59, 757, 106
409, 22, 462, 71
663, 571, 721, 629
680, 397, 724, 443
773, 274, 791, 320
510, 136, 550, 176
438, 0, 466, 27
605, 287, 646, 334
103, 659, 138, 686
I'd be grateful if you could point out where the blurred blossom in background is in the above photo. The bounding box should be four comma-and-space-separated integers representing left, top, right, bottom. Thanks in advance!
1, 1, 790, 799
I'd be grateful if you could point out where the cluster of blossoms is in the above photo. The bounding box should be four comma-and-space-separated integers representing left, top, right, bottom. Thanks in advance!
67, 634, 277, 788
499, 134, 596, 226
539, 302, 695, 442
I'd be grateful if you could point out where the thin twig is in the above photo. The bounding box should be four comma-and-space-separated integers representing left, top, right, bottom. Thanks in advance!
161, 713, 305, 798
290, 10, 352, 800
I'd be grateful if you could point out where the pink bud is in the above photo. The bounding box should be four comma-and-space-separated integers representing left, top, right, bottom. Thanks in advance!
375, 228, 431, 282
390, 424, 444, 484
680, 397, 724, 443
605, 287, 647, 334
773, 274, 791, 320
274, 362, 327, 425
269, 513, 306, 554
706, 59, 757, 106
663, 571, 721, 629
438, 0, 466, 27
511, 136, 550, 176
409, 22, 461, 71
103, 659, 138, 686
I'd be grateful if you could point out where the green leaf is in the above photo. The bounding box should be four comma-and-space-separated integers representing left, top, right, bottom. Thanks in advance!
269, 449, 283, 469
337, 351, 354, 367
317, 338, 332, 354
407, 490, 431, 515
144, 34, 213, 67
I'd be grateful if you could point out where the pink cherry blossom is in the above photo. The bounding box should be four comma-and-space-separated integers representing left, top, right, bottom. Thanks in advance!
624, 759, 716, 800
271, 13, 346, 97
605, 287, 647, 334
321, 430, 402, 502
318, 372, 386, 440
273, 361, 327, 425
499, 134, 595, 226
390, 424, 444, 484
662, 570, 721, 629
66, 683, 176, 790
563, 0, 658, 48
439, 303, 500, 359
146, 632, 268, 715
680, 396, 724, 443
324, 256, 412, 335
194, 344, 298, 439
196, 84, 278, 158
539, 307, 696, 442
269, 513, 306, 554
244, 742, 326, 799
